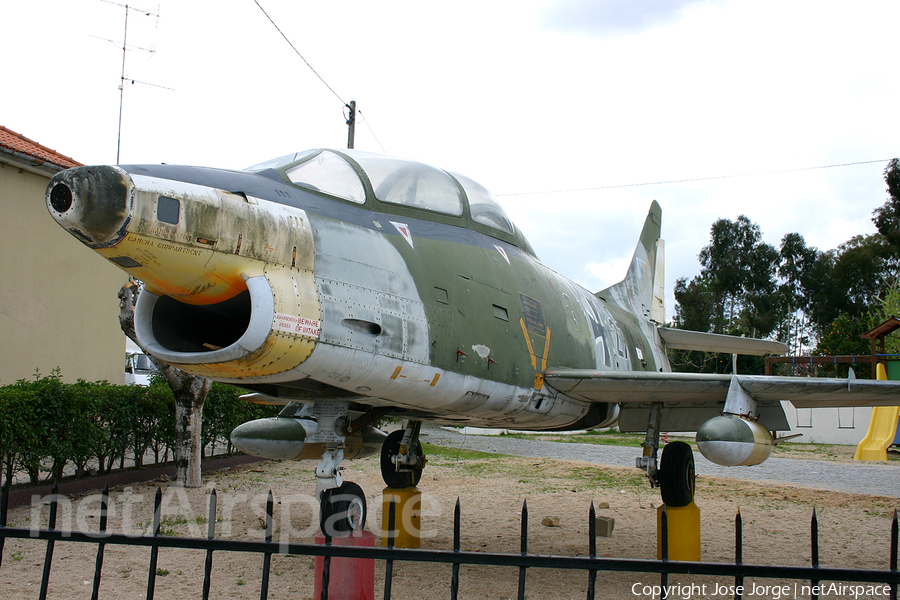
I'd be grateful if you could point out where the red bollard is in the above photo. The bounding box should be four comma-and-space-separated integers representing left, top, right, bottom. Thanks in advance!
314, 530, 376, 600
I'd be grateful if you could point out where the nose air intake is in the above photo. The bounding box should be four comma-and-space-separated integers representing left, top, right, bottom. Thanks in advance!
136, 275, 275, 366
46, 163, 322, 381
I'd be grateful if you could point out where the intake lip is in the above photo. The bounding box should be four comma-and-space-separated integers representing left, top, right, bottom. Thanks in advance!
134, 275, 275, 365
46, 166, 133, 248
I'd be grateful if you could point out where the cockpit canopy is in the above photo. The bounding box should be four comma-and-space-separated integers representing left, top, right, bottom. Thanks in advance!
246, 149, 520, 243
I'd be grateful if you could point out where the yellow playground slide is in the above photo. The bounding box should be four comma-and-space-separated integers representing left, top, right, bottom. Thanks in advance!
854, 363, 900, 461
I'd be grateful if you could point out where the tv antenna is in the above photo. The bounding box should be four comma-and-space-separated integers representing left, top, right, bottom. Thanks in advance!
99, 1, 169, 164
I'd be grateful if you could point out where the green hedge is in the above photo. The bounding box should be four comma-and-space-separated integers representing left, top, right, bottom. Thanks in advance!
0, 371, 278, 486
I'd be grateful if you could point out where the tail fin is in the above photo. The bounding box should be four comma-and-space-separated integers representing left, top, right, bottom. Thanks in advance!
597, 201, 665, 323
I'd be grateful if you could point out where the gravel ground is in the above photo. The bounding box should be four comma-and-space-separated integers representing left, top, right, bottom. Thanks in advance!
421, 426, 900, 498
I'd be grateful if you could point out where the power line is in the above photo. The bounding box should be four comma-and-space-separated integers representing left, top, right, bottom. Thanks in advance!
250, 2, 389, 152
495, 159, 892, 197
358, 108, 387, 154
251, 0, 345, 106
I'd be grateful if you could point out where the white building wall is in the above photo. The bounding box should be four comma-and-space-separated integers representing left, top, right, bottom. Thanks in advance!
781, 401, 875, 445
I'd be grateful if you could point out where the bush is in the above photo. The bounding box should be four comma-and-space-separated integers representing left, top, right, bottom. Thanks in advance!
0, 372, 278, 486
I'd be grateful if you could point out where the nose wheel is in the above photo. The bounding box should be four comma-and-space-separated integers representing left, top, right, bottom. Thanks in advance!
320, 481, 368, 537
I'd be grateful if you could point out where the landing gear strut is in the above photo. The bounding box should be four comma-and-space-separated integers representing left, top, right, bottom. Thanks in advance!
312, 402, 371, 537
637, 403, 695, 507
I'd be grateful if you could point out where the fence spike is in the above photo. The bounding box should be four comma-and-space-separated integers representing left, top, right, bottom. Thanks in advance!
892, 509, 898, 572
734, 508, 743, 600
518, 500, 528, 600
587, 502, 597, 600
453, 498, 461, 552
260, 491, 274, 600
811, 508, 820, 600
321, 524, 332, 600
146, 487, 162, 600
38, 482, 59, 600
451, 498, 461, 600
266, 491, 274, 543
520, 500, 528, 555
385, 498, 397, 600
90, 484, 110, 600
891, 509, 898, 600
660, 506, 669, 600
0, 481, 9, 570
202, 489, 218, 600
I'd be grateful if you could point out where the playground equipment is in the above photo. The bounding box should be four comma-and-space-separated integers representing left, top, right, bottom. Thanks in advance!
854, 363, 900, 461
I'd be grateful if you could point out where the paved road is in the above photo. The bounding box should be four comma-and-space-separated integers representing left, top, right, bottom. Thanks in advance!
420, 427, 900, 498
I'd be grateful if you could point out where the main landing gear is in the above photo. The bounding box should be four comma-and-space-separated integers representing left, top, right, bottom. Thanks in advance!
314, 407, 426, 538
380, 420, 425, 489
637, 403, 696, 507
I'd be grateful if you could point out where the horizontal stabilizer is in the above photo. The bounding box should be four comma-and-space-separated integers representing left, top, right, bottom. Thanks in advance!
657, 327, 788, 356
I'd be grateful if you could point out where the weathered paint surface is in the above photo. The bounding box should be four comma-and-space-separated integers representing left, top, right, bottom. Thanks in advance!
45, 154, 664, 430
48, 167, 322, 380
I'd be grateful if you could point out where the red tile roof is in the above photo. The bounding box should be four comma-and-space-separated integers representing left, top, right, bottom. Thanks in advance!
0, 125, 82, 171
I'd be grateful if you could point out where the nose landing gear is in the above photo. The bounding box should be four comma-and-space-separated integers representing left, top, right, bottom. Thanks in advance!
313, 403, 370, 538
313, 408, 426, 538
320, 481, 368, 536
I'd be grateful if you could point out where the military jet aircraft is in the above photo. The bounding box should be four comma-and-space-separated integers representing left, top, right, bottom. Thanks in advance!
46, 149, 900, 536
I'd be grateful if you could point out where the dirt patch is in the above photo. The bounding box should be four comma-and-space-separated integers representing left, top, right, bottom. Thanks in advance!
1, 449, 897, 599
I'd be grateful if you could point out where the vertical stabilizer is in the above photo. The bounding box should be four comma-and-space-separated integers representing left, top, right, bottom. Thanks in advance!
598, 201, 665, 323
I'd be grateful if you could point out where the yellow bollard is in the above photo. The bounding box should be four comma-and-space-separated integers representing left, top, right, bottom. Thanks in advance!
381, 487, 421, 548
657, 502, 701, 561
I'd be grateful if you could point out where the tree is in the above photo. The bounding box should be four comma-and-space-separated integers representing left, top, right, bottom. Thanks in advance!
672, 275, 714, 332
696, 215, 780, 337
833, 234, 899, 313
675, 161, 900, 369
118, 280, 211, 487
872, 158, 900, 250
672, 216, 781, 374
813, 313, 872, 378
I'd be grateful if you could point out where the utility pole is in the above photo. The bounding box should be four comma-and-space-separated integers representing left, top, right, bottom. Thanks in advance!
346, 100, 356, 149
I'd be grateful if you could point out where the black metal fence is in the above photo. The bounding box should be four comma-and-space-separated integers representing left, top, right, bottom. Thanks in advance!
1, 482, 898, 600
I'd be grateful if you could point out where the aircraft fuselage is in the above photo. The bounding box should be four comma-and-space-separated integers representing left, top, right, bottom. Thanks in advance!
47, 152, 664, 430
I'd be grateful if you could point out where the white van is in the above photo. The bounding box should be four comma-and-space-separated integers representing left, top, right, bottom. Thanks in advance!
125, 338, 157, 386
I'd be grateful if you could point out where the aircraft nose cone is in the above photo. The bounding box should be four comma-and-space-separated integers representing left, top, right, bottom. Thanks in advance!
46, 165, 132, 248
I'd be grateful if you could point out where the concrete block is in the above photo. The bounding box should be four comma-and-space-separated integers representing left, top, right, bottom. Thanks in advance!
594, 516, 615, 537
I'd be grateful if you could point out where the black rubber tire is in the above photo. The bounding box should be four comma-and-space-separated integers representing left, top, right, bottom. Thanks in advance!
319, 481, 367, 537
658, 441, 695, 507
380, 429, 423, 489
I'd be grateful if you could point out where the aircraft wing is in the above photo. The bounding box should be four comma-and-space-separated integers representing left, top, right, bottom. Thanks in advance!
543, 370, 900, 407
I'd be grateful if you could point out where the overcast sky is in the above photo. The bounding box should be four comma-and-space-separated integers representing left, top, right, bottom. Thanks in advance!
5, 0, 899, 321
